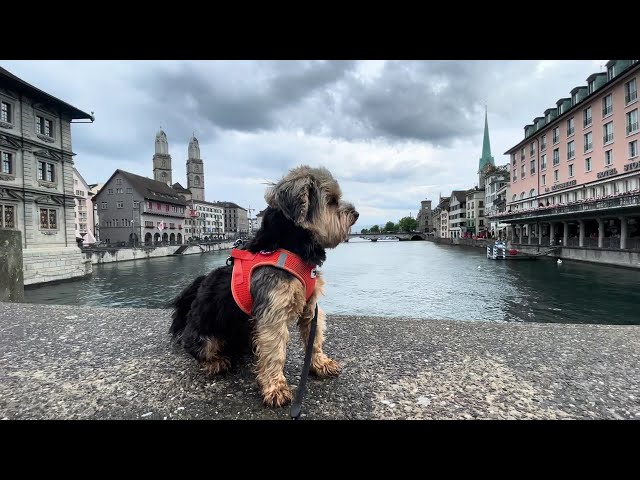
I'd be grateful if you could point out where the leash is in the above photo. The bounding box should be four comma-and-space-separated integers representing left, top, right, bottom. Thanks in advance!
291, 303, 318, 420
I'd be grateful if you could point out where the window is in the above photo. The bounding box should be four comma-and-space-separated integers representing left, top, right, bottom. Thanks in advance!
39, 208, 57, 229
567, 140, 575, 160
554, 170, 559, 182
584, 132, 593, 152
605, 149, 613, 166
567, 117, 575, 136
572, 92, 578, 106
553, 127, 560, 144
0, 204, 15, 228
108, 188, 114, 194
568, 164, 574, 178
520, 148, 525, 160
558, 104, 564, 115
553, 148, 560, 166
530, 142, 536, 157
521, 164, 525, 178
133, 201, 139, 209
583, 106, 592, 128
541, 134, 547, 151
37, 161, 55, 182
541, 154, 547, 170
630, 140, 638, 159
116, 178, 122, 184
626, 79, 638, 105
602, 94, 613, 117
585, 157, 592, 172
603, 121, 614, 144
1, 101, 12, 124
116, 201, 124, 208
1, 152, 12, 174
530, 159, 536, 175
126, 188, 132, 194
36, 115, 53, 137
588, 80, 595, 94
101, 202, 107, 209
607, 64, 615, 81
512, 154, 516, 166
626, 109, 638, 135
116, 188, 123, 194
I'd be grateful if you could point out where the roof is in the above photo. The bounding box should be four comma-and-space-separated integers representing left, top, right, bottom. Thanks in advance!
94, 169, 188, 206
450, 190, 467, 204
210, 201, 247, 211
256, 208, 267, 217
171, 182, 191, 194
191, 199, 224, 208
0, 66, 94, 120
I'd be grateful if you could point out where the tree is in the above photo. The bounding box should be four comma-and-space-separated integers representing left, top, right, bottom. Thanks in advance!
397, 216, 418, 232
360, 228, 369, 234
384, 221, 397, 233
370, 225, 380, 233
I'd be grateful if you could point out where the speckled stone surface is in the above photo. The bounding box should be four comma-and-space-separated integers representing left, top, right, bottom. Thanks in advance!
1, 302, 639, 420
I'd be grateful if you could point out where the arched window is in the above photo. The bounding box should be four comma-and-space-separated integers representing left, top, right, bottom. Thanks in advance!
162, 159, 166, 168
195, 176, 200, 186
512, 194, 517, 202
520, 192, 525, 200
529, 188, 536, 198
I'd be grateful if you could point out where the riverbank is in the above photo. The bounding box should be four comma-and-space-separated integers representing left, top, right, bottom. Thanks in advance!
82, 241, 235, 265
1, 302, 638, 420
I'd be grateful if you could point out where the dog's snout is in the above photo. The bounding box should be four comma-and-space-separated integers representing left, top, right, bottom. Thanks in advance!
353, 210, 360, 220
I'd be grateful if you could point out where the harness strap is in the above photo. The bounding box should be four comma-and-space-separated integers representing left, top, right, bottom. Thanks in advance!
291, 303, 318, 420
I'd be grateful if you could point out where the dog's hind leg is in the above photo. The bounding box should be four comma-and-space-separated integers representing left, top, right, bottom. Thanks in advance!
252, 273, 306, 408
298, 275, 341, 378
199, 336, 231, 376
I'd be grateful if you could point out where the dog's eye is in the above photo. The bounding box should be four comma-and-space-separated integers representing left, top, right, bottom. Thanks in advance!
329, 197, 338, 206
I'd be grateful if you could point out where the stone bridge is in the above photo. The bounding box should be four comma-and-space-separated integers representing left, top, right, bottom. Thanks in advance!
348, 232, 427, 241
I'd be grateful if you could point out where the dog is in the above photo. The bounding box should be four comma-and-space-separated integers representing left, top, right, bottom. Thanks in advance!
168, 165, 359, 407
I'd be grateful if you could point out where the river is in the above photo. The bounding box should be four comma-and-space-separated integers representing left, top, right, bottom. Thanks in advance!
23, 239, 640, 325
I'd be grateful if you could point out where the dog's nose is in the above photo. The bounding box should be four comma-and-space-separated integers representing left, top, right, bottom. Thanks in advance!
353, 210, 359, 220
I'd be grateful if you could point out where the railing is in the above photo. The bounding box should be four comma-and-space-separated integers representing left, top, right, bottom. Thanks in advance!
603, 133, 614, 144
584, 143, 592, 152
627, 123, 639, 135
626, 91, 637, 104
567, 127, 575, 136
583, 118, 592, 128
603, 105, 613, 117
489, 191, 640, 221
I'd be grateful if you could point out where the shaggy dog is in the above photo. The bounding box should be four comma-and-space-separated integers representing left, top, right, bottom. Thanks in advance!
169, 165, 359, 407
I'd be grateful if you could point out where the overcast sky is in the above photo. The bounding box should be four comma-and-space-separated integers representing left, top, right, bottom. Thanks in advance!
1, 60, 607, 227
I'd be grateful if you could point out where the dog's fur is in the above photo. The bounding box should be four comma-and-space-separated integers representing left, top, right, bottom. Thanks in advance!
168, 165, 359, 407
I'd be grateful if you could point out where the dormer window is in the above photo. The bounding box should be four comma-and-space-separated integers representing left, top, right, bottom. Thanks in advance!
588, 80, 595, 94
607, 64, 615, 81
558, 104, 564, 115
572, 93, 578, 105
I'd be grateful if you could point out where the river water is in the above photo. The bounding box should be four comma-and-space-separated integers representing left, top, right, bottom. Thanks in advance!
23, 239, 640, 325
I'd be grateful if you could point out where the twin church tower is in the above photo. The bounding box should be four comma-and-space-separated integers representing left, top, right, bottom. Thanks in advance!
152, 128, 205, 201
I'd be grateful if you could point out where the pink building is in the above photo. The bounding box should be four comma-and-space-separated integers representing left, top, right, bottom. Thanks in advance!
490, 60, 640, 251
73, 167, 96, 245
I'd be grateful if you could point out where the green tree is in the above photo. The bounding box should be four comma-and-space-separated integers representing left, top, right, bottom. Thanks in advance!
384, 221, 397, 233
360, 228, 369, 234
370, 225, 380, 233
397, 217, 418, 232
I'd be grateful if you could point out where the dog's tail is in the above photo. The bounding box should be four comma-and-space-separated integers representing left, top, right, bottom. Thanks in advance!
167, 275, 206, 338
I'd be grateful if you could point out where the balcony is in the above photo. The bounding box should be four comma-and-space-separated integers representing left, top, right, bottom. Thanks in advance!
487, 191, 640, 222
627, 122, 639, 135
603, 133, 614, 144
626, 91, 638, 104
567, 127, 575, 136
583, 118, 592, 128
584, 143, 592, 153
603, 105, 613, 117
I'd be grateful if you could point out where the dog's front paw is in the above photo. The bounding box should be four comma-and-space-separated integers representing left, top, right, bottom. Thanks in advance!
262, 380, 292, 408
201, 357, 231, 376
312, 355, 341, 378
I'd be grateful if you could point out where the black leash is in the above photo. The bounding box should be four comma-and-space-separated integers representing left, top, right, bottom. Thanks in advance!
291, 303, 318, 420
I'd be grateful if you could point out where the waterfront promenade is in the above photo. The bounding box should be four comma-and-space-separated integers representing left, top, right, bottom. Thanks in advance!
1, 302, 638, 420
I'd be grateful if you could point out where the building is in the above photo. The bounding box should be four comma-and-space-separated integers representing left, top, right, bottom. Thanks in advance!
465, 186, 485, 236
0, 66, 94, 285
213, 201, 248, 237
492, 60, 640, 251
255, 208, 266, 232
433, 196, 450, 238
87, 183, 102, 240
416, 199, 432, 233
448, 191, 467, 238
483, 164, 510, 238
92, 169, 188, 245
73, 168, 96, 245
184, 200, 224, 240
185, 134, 205, 201
152, 128, 172, 186
477, 107, 496, 187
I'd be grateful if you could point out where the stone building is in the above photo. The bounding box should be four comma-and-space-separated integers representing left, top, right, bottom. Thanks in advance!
73, 167, 96, 245
416, 199, 432, 233
213, 201, 249, 236
0, 66, 94, 285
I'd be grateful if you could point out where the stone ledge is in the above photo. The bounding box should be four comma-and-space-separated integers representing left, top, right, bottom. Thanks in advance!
0, 302, 638, 420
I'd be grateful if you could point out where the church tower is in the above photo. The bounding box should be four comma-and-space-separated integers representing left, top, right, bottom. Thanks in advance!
152, 128, 173, 186
186, 134, 205, 201
478, 106, 495, 187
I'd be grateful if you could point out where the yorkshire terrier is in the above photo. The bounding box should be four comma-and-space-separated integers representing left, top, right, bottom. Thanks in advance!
169, 165, 359, 407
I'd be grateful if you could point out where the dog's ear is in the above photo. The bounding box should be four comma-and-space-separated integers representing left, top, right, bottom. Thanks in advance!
265, 174, 315, 225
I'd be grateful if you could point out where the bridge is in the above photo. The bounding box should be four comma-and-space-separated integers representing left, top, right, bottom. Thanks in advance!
347, 232, 427, 242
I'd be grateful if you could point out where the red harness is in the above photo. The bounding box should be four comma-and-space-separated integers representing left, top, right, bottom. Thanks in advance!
230, 248, 318, 316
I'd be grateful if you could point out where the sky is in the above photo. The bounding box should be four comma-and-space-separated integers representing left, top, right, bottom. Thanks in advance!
1, 59, 607, 228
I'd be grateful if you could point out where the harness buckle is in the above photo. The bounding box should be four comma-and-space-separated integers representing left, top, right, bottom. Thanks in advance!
226, 256, 233, 266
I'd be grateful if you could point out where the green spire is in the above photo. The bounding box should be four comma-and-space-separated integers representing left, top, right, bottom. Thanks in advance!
478, 105, 495, 173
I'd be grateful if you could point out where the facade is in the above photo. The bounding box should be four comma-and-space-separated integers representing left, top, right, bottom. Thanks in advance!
255, 208, 266, 232
73, 168, 96, 245
214, 201, 249, 236
483, 164, 510, 237
152, 129, 172, 186
492, 60, 640, 250
448, 191, 467, 238
0, 66, 94, 285
87, 183, 102, 240
92, 169, 188, 246
416, 199, 432, 233
465, 187, 485, 236
184, 200, 224, 240
186, 135, 205, 201
434, 197, 450, 238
